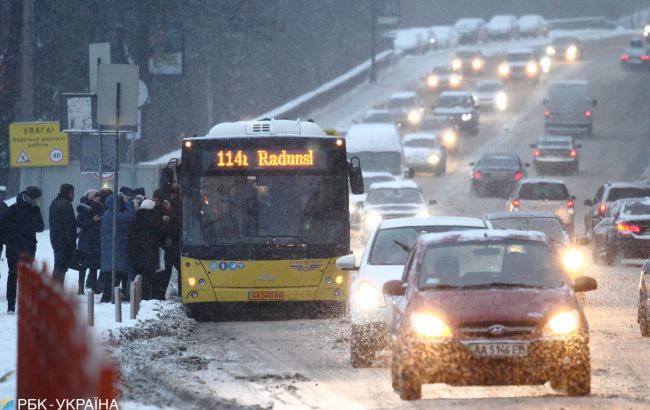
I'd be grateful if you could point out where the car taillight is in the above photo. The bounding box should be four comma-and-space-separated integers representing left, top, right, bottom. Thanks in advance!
544, 109, 550, 117
567, 199, 575, 209
534, 149, 541, 157
472, 171, 482, 179
585, 110, 592, 118
598, 203, 607, 216
617, 222, 641, 233
512, 199, 520, 209
621, 53, 630, 60
569, 149, 577, 157
642, 55, 650, 61
514, 171, 524, 180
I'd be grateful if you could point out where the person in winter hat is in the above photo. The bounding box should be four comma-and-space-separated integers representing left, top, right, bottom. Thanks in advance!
76, 189, 105, 294
50, 183, 77, 288
99, 193, 136, 303
128, 199, 161, 300
2, 186, 44, 313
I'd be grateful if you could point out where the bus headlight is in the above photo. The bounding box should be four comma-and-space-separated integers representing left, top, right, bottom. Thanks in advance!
407, 110, 422, 125
544, 310, 580, 336
427, 75, 439, 88
472, 58, 483, 71
364, 211, 383, 228
461, 113, 472, 122
526, 62, 538, 76
441, 130, 456, 146
540, 56, 551, 73
411, 312, 452, 337
498, 63, 510, 77
427, 153, 441, 165
495, 91, 508, 111
188, 277, 196, 287
645, 24, 650, 37
546, 45, 556, 56
355, 281, 385, 309
451, 58, 462, 71
566, 45, 577, 61
561, 247, 584, 273
449, 74, 461, 87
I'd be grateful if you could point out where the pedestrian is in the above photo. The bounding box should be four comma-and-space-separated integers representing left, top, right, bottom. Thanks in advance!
128, 199, 161, 300
76, 189, 104, 294
0, 186, 9, 280
2, 186, 44, 313
99, 193, 136, 303
156, 184, 181, 300
50, 183, 77, 287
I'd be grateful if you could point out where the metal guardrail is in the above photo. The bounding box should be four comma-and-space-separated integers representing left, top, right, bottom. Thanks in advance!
548, 16, 619, 30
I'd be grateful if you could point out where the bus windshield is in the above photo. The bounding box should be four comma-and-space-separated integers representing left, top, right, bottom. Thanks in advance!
183, 174, 347, 248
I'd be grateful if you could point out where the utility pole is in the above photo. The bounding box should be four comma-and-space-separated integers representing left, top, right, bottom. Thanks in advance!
370, 0, 377, 83
18, 0, 34, 121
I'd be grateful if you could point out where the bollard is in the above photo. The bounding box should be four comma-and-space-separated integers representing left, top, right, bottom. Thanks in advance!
129, 282, 136, 320
87, 290, 94, 326
114, 287, 122, 323
135, 275, 142, 315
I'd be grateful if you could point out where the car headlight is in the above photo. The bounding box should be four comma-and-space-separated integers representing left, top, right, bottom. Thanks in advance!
410, 312, 452, 337
498, 63, 510, 76
540, 56, 551, 73
441, 130, 456, 145
364, 211, 383, 228
461, 113, 472, 122
543, 310, 580, 336
566, 45, 577, 61
451, 58, 462, 71
427, 75, 439, 88
561, 247, 584, 273
355, 281, 385, 310
407, 110, 422, 125
471, 58, 483, 70
495, 91, 508, 111
526, 62, 538, 76
427, 152, 441, 164
449, 74, 461, 86
546, 45, 556, 56
349, 201, 358, 214
416, 209, 430, 218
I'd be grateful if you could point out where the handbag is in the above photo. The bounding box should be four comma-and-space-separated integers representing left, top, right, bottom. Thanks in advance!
67, 249, 86, 272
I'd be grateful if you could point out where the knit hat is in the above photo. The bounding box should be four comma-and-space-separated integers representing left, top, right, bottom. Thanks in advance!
25, 186, 42, 199
140, 199, 155, 210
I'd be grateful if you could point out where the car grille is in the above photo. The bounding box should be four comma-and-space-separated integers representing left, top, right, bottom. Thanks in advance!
458, 322, 536, 339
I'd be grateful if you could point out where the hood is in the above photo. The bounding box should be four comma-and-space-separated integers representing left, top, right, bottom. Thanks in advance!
434, 107, 472, 115
365, 203, 425, 213
356, 264, 406, 291
404, 147, 437, 158
475, 91, 497, 99
408, 286, 576, 327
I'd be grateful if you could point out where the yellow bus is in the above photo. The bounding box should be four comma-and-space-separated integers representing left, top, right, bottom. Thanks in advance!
177, 119, 363, 319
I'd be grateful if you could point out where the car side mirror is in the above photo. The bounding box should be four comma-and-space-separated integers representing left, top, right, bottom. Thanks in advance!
584, 199, 593, 206
336, 254, 357, 271
404, 168, 415, 179
529, 144, 537, 148
573, 275, 597, 292
383, 280, 406, 296
428, 199, 437, 206
348, 157, 364, 195
524, 162, 531, 167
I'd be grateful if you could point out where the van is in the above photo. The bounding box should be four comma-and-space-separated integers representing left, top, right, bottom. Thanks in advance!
544, 80, 597, 138
346, 123, 410, 178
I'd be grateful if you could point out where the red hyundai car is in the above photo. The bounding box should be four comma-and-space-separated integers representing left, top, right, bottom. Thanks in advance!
384, 229, 597, 400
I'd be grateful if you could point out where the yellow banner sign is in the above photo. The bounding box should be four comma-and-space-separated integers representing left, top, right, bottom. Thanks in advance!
9, 122, 69, 167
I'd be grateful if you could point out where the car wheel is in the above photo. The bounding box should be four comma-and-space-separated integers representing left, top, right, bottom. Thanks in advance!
398, 365, 422, 400
563, 347, 591, 396
350, 326, 374, 368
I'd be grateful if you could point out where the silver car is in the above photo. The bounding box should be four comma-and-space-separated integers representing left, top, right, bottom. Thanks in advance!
544, 80, 597, 138
507, 177, 576, 233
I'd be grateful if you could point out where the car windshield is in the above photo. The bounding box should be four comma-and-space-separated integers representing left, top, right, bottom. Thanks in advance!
548, 83, 589, 104
506, 52, 533, 62
404, 138, 438, 148
361, 113, 393, 123
362, 175, 394, 191
539, 139, 571, 148
489, 217, 567, 243
387, 97, 417, 109
630, 39, 644, 48
369, 225, 486, 265
518, 182, 569, 200
475, 82, 501, 92
479, 157, 518, 168
418, 241, 565, 289
437, 95, 472, 107
365, 188, 425, 206
607, 188, 650, 201
622, 202, 650, 216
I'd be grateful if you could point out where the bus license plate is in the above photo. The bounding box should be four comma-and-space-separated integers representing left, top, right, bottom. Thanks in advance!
466, 343, 528, 357
248, 291, 284, 301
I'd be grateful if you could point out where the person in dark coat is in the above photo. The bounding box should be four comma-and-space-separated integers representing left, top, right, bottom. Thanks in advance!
156, 185, 181, 300
0, 186, 8, 280
50, 183, 77, 287
76, 189, 104, 294
128, 199, 161, 300
3, 186, 44, 313
99, 193, 136, 303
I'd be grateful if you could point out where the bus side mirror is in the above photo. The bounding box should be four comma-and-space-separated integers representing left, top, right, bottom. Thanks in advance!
349, 157, 364, 195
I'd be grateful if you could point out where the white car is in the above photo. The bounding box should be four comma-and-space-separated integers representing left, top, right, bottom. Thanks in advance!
336, 216, 491, 367
518, 14, 549, 37
429, 25, 458, 48
473, 80, 508, 111
349, 171, 398, 228
487, 15, 518, 40
402, 133, 447, 175
507, 177, 576, 233
393, 27, 436, 54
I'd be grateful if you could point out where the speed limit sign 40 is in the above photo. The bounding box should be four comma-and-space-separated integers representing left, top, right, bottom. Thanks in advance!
49, 148, 64, 163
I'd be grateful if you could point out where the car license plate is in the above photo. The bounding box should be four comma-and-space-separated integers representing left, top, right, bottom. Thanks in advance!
248, 291, 284, 301
466, 342, 528, 357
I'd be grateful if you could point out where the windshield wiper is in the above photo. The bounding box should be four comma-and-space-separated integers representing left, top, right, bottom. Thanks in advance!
424, 284, 463, 289
393, 240, 412, 253
462, 282, 546, 289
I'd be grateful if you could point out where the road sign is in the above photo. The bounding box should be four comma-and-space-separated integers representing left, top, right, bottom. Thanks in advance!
9, 122, 69, 167
97, 64, 139, 129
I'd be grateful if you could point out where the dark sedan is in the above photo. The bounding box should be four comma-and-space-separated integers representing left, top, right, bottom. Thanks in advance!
530, 135, 581, 175
470, 153, 528, 197
620, 38, 650, 69
451, 49, 486, 75
547, 36, 582, 62
384, 229, 597, 400
592, 198, 650, 265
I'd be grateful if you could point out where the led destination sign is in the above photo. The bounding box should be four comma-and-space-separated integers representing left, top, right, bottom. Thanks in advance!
211, 148, 326, 170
